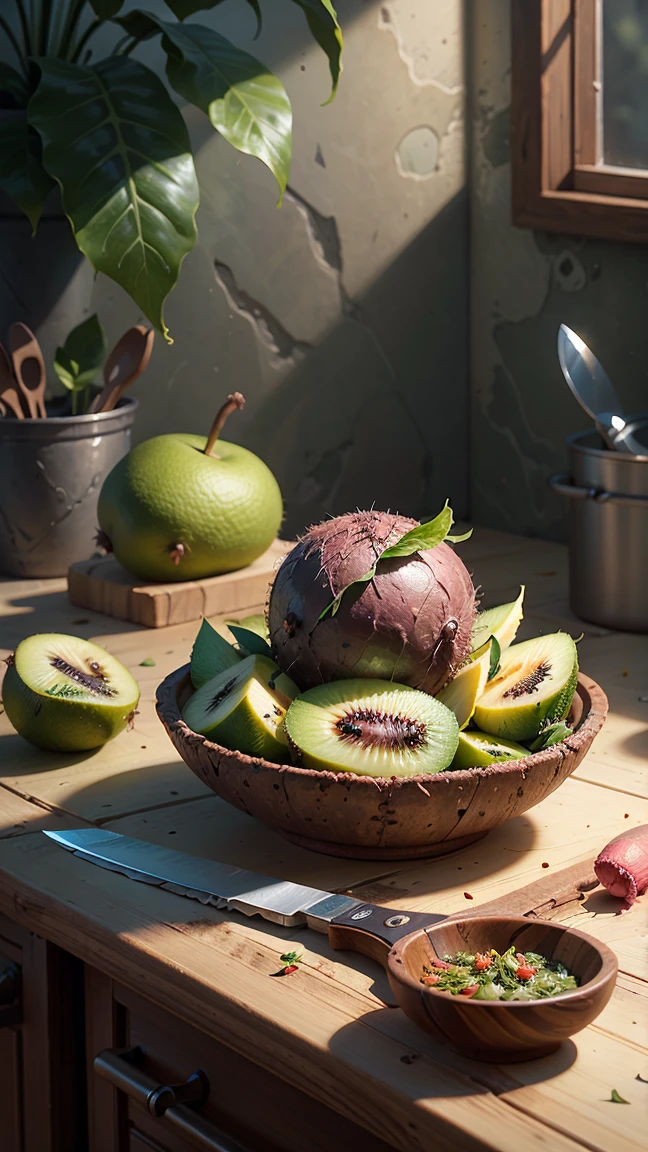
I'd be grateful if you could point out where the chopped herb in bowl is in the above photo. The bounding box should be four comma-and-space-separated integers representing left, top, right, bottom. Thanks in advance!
421, 946, 578, 1001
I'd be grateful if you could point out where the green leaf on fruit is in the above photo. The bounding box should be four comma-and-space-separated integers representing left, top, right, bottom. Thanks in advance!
609, 1089, 630, 1104
487, 636, 501, 680
139, 657, 156, 666
318, 502, 470, 621
30, 57, 199, 340
226, 622, 273, 658
54, 314, 106, 393
528, 721, 572, 753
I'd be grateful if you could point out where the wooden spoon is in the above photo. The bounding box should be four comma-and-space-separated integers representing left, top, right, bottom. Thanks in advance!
8, 323, 47, 418
0, 343, 25, 419
90, 326, 154, 414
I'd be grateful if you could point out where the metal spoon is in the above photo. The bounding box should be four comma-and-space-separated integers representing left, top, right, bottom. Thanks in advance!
0, 343, 25, 419
557, 324, 634, 453
8, 322, 47, 419
89, 326, 154, 414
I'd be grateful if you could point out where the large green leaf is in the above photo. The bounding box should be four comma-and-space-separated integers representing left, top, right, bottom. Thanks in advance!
157, 18, 292, 199
0, 117, 54, 233
162, 0, 261, 34
288, 0, 342, 101
89, 0, 125, 16
0, 63, 30, 108
29, 57, 199, 340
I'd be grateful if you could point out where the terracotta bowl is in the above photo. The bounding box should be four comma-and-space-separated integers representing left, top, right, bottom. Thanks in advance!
386, 915, 618, 1061
156, 668, 608, 861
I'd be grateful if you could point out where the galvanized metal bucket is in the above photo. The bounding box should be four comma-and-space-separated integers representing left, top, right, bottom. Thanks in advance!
0, 398, 137, 578
549, 429, 648, 633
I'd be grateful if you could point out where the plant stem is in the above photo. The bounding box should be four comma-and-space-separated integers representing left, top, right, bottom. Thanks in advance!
14, 0, 33, 56
204, 392, 245, 457
69, 16, 101, 62
0, 16, 27, 69
72, 388, 78, 416
40, 0, 53, 54
54, 0, 87, 59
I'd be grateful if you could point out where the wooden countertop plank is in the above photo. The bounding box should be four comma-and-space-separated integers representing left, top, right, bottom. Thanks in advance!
0, 833, 587, 1152
0, 783, 90, 839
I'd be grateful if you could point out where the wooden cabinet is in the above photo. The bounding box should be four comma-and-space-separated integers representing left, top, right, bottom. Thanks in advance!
85, 968, 395, 1152
0, 913, 86, 1152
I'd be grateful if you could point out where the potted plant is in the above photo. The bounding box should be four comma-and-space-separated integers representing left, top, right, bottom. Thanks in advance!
0, 0, 343, 340
0, 1, 342, 577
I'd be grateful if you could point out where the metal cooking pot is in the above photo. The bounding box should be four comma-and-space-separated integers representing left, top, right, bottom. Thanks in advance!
0, 398, 137, 579
549, 428, 648, 633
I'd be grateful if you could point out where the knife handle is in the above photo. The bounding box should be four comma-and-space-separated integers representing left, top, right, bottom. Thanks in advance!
327, 903, 445, 967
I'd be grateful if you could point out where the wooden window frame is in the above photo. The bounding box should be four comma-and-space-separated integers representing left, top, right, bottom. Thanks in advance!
511, 0, 648, 242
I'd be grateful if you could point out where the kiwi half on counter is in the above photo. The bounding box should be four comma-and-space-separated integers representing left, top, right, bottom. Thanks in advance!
284, 679, 459, 778
182, 655, 298, 763
474, 632, 578, 743
3, 633, 140, 752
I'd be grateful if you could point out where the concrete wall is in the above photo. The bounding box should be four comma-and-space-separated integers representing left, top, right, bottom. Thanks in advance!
87, 0, 469, 538
471, 0, 648, 541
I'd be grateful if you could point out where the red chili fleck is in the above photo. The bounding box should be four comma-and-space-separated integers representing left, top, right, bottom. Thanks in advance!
624, 814, 630, 819
464, 891, 474, 900
460, 984, 479, 997
542, 862, 549, 868
281, 964, 298, 975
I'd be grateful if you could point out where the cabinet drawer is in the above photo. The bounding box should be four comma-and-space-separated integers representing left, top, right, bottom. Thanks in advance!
87, 969, 395, 1152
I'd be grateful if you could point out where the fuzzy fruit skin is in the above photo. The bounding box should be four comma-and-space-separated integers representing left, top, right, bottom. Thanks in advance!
98, 433, 283, 582
267, 511, 476, 693
594, 824, 648, 908
2, 661, 140, 752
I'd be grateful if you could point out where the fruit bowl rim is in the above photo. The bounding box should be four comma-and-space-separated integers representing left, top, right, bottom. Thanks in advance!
156, 665, 608, 788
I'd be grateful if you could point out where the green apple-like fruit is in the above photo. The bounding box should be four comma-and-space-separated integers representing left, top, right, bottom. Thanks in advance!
98, 393, 283, 582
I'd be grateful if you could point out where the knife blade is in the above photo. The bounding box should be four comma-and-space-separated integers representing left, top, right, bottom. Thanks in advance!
43, 829, 363, 929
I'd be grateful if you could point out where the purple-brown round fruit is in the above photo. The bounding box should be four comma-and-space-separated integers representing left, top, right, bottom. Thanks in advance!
267, 511, 476, 694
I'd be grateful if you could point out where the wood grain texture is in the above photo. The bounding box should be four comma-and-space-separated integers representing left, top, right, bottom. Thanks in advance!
156, 668, 608, 859
67, 540, 290, 628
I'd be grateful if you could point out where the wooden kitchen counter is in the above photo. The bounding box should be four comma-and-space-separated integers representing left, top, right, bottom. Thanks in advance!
0, 529, 646, 1152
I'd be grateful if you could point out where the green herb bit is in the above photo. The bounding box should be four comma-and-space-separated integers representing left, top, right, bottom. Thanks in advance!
279, 950, 303, 967
609, 1089, 630, 1104
139, 657, 156, 667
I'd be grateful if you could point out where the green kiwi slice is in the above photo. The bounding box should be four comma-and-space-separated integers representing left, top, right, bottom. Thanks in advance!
190, 618, 241, 689
451, 730, 528, 770
474, 632, 578, 743
437, 640, 492, 730
182, 655, 298, 762
284, 679, 459, 778
471, 586, 525, 654
3, 633, 140, 752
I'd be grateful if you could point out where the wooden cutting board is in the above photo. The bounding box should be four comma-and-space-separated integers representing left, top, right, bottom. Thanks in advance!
67, 538, 290, 627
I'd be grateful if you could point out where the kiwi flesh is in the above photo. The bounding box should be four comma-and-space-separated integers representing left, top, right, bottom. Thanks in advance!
182, 655, 298, 763
190, 618, 241, 688
474, 632, 578, 743
3, 633, 140, 752
451, 730, 528, 769
471, 586, 525, 654
437, 640, 492, 730
284, 679, 459, 778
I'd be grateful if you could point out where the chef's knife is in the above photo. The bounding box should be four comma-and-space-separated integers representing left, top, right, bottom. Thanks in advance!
43, 828, 441, 956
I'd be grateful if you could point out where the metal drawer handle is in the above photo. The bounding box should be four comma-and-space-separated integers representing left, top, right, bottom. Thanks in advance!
548, 473, 648, 508
94, 1046, 252, 1152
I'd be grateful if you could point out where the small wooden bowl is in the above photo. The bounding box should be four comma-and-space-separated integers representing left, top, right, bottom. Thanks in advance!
156, 667, 607, 861
386, 915, 617, 1061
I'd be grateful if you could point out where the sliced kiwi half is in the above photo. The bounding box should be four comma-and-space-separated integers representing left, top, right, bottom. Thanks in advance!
182, 654, 298, 763
474, 632, 578, 743
471, 586, 525, 654
437, 640, 492, 730
451, 730, 528, 770
190, 618, 241, 689
284, 679, 459, 778
3, 633, 140, 752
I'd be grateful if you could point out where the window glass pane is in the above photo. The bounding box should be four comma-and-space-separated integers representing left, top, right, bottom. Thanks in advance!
603, 0, 648, 168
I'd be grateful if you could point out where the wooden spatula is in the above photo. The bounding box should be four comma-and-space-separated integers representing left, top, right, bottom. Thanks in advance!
9, 323, 46, 418
90, 326, 154, 414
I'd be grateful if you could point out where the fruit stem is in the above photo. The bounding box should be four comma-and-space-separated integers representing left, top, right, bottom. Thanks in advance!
205, 392, 246, 457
